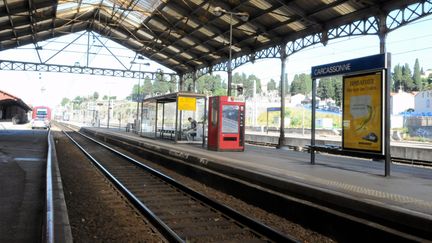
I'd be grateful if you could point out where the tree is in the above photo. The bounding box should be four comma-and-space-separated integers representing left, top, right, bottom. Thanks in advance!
402, 63, 414, 91
413, 58, 422, 91
392, 64, 403, 92
196, 74, 225, 95
317, 77, 335, 99
333, 77, 343, 106
141, 76, 152, 96
231, 72, 263, 98
267, 78, 277, 91
61, 97, 70, 107
92, 92, 99, 101
289, 73, 311, 95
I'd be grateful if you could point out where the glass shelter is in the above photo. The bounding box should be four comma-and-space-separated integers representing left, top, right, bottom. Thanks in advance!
141, 92, 207, 145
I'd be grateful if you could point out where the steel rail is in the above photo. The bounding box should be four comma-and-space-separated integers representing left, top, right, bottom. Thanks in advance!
45, 129, 54, 243
61, 129, 183, 243
60, 125, 298, 242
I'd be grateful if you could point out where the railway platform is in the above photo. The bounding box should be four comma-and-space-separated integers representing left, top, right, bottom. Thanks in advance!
80, 126, 432, 238
0, 128, 72, 242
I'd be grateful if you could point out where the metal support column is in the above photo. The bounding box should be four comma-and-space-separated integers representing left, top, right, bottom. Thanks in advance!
107, 99, 110, 129
227, 12, 233, 96
311, 78, 317, 164
193, 71, 198, 92
202, 97, 207, 148
379, 14, 388, 54
277, 44, 287, 148
384, 54, 392, 176
174, 99, 179, 142
162, 103, 165, 130
380, 14, 391, 176
154, 102, 158, 138
86, 31, 90, 67
178, 74, 184, 92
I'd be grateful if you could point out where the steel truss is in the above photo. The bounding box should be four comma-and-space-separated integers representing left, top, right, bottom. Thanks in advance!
2, 1, 431, 82
0, 60, 176, 81
190, 1, 432, 79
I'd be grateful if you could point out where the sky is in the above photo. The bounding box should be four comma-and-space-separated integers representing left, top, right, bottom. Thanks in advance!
1, 14, 432, 109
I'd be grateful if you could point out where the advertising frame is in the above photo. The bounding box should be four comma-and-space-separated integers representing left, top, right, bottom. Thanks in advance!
310, 53, 391, 176
342, 71, 385, 154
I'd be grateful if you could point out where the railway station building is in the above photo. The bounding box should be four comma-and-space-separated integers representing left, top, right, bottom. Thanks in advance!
0, 90, 31, 124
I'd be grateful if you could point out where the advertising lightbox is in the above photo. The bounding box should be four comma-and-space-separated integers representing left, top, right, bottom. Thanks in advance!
342, 71, 384, 153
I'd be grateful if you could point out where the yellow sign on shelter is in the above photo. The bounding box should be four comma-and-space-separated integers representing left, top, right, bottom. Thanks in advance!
178, 96, 196, 111
343, 71, 383, 153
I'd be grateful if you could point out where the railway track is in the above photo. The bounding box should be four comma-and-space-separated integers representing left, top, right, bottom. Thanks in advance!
60, 125, 298, 242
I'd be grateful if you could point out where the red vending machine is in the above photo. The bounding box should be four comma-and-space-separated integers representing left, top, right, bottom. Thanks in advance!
208, 96, 245, 151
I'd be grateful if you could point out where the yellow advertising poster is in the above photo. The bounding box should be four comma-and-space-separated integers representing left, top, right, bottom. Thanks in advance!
178, 96, 196, 111
343, 72, 383, 153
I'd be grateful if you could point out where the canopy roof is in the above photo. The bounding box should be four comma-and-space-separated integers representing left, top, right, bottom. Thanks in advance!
0, 0, 425, 74
0, 90, 32, 111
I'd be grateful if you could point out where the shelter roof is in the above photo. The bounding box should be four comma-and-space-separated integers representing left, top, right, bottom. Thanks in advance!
0, 90, 32, 111
0, 0, 422, 74
143, 91, 206, 103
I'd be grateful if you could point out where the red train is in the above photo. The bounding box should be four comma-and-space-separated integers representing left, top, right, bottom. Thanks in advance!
32, 106, 52, 120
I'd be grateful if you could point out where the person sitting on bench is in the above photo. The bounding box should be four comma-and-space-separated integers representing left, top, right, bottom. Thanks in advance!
184, 117, 197, 141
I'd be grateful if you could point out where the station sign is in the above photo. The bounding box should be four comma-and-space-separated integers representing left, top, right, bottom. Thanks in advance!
342, 71, 383, 153
267, 107, 281, 112
311, 54, 386, 79
178, 96, 196, 111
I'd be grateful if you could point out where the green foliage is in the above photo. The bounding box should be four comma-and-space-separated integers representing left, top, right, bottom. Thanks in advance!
93, 92, 99, 100
61, 97, 70, 106
267, 78, 278, 91
403, 63, 415, 91
142, 76, 153, 95
290, 73, 311, 95
393, 64, 403, 92
196, 74, 226, 95
413, 58, 422, 91
257, 107, 341, 128
232, 72, 262, 98
316, 76, 342, 106
317, 78, 335, 99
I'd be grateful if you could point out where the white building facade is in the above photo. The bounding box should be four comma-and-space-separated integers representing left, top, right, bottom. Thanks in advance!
390, 90, 415, 115
414, 90, 432, 114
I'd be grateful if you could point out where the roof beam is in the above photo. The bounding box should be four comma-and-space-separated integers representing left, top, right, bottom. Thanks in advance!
3, 0, 19, 45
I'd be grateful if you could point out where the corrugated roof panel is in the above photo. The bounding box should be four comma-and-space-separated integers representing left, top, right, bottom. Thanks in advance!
269, 9, 290, 22
166, 59, 180, 65
180, 52, 192, 59
154, 52, 168, 59
167, 45, 180, 53
164, 6, 184, 20
322, 0, 337, 4
179, 36, 195, 46
237, 23, 256, 36
137, 29, 154, 40
333, 2, 356, 15
190, 0, 204, 5
220, 14, 240, 26
130, 0, 161, 22
148, 19, 167, 31
197, 27, 214, 37
250, 0, 272, 10
256, 35, 270, 43
286, 21, 306, 31
194, 45, 209, 53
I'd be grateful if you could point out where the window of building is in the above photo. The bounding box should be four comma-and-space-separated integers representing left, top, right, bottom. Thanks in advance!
427, 99, 430, 108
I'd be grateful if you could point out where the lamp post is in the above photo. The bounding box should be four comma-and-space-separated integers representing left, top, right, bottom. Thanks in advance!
213, 7, 249, 96
130, 58, 150, 133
